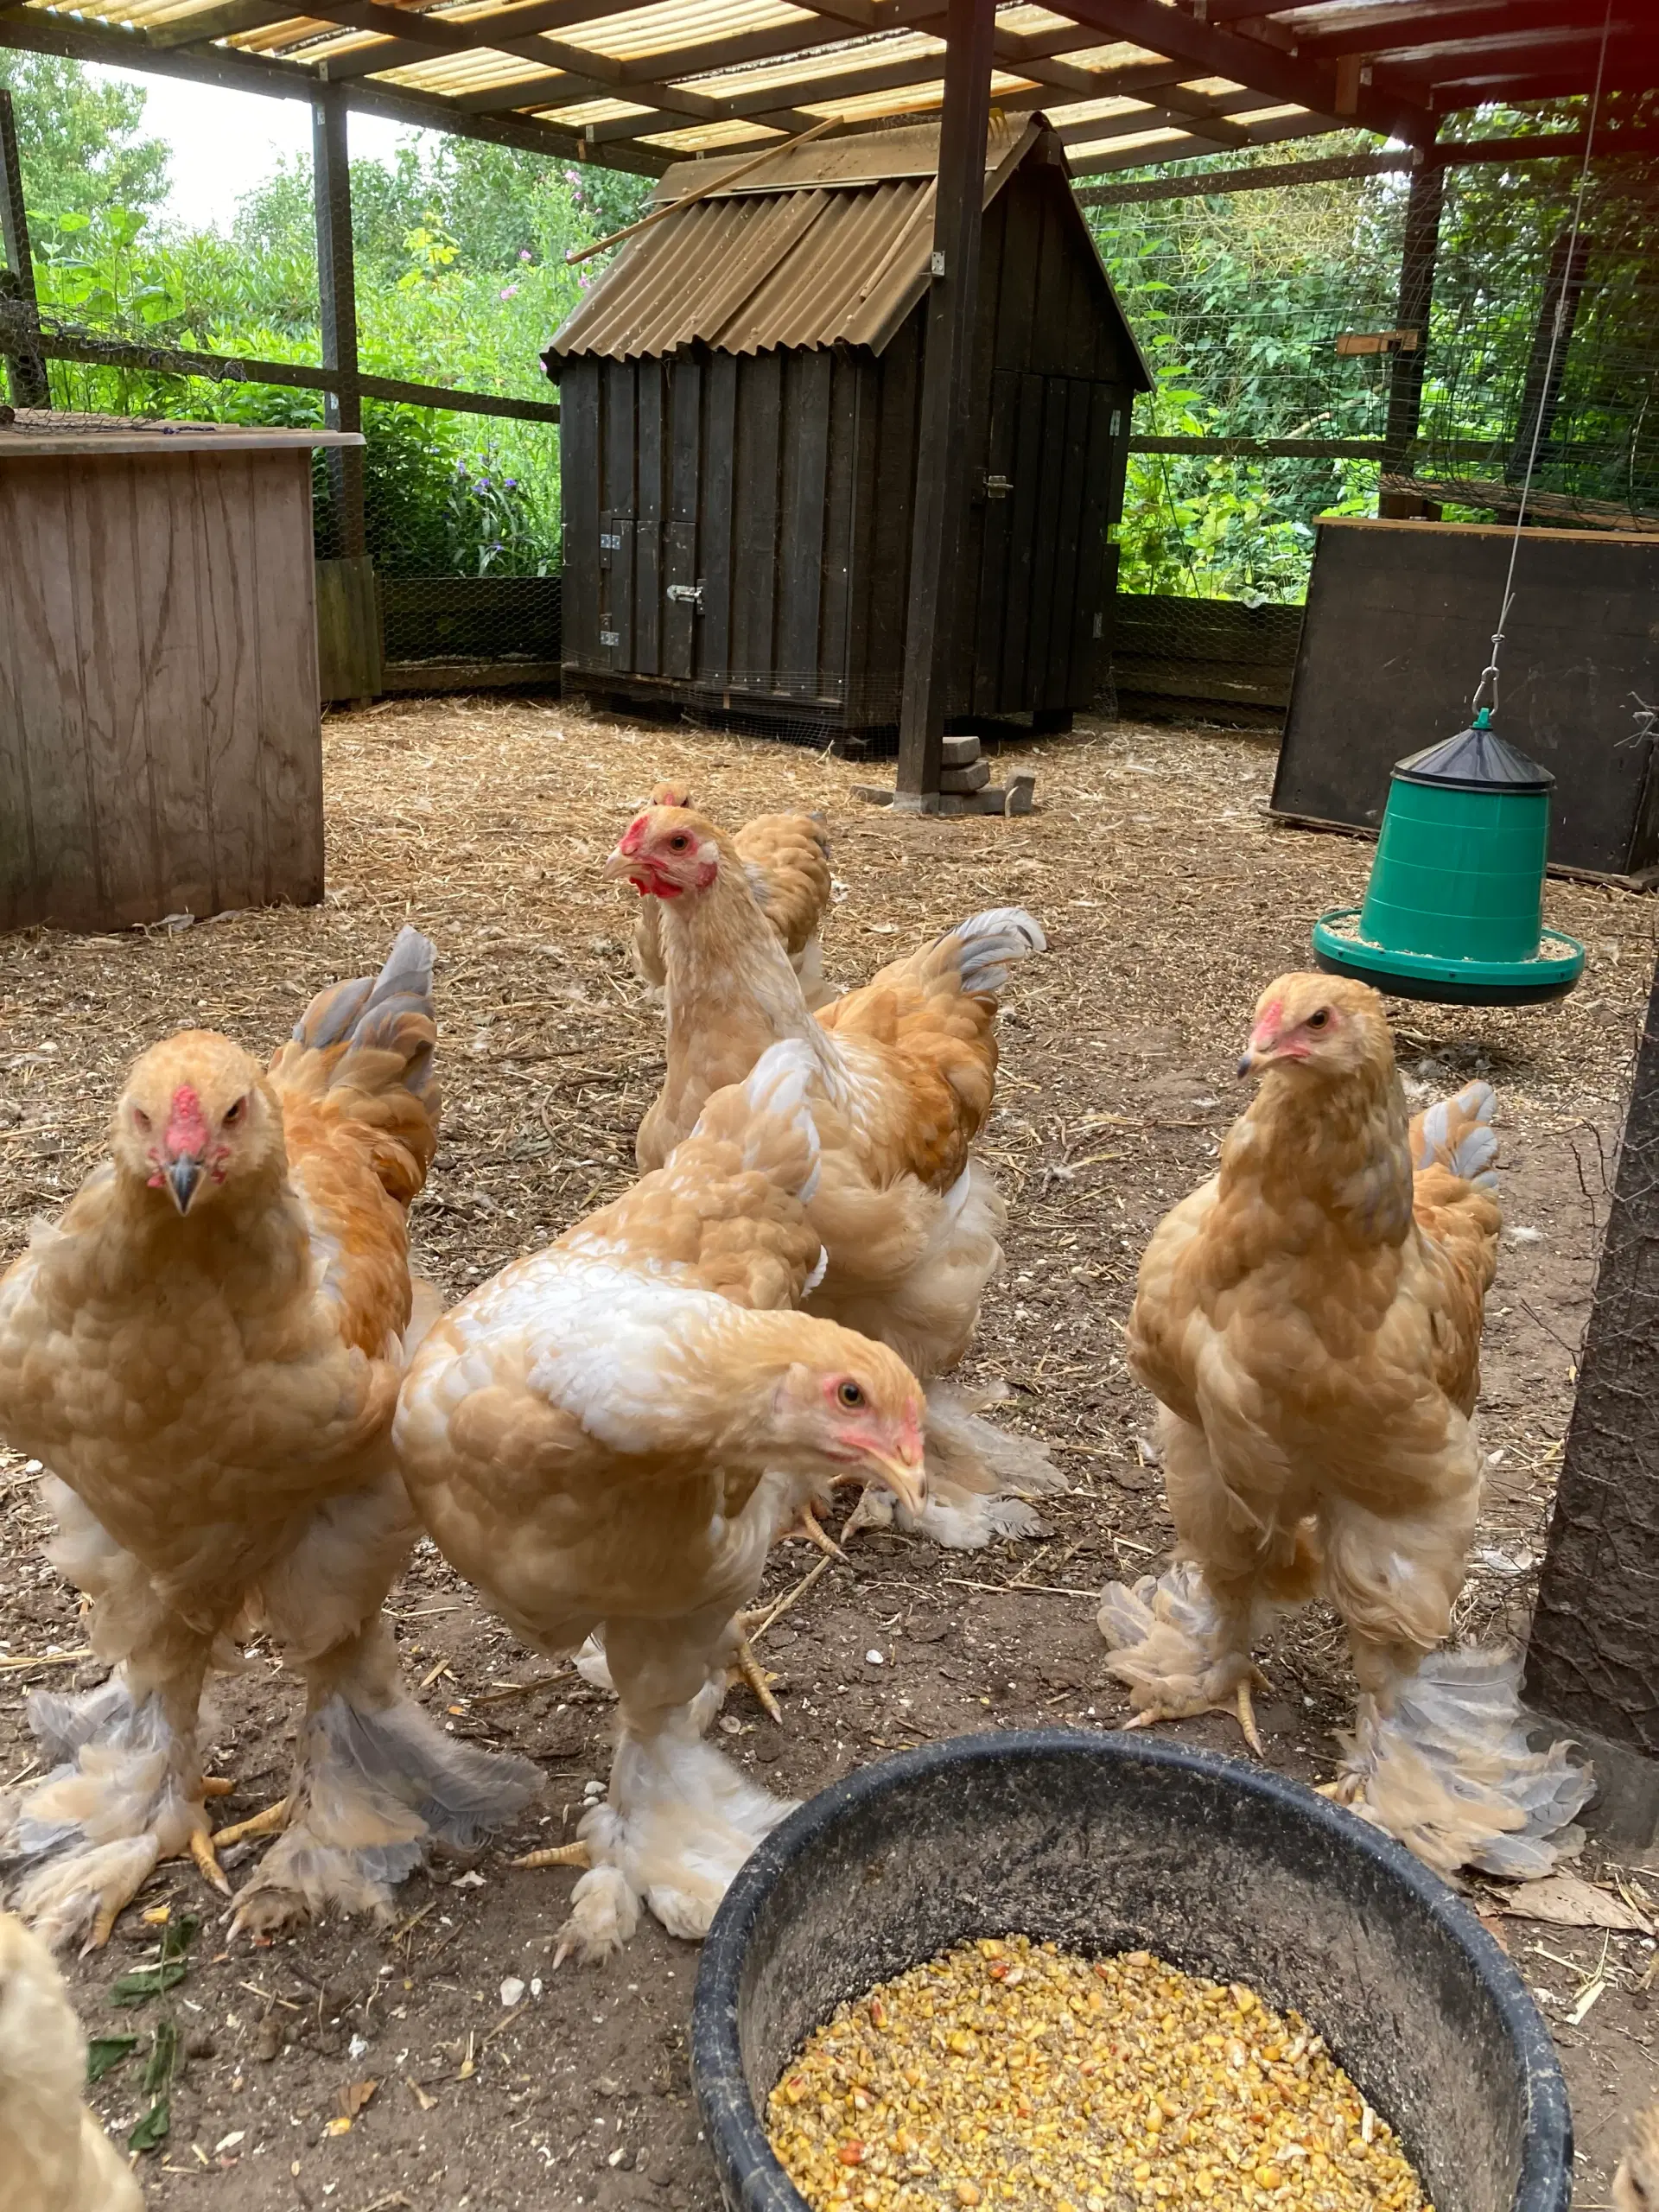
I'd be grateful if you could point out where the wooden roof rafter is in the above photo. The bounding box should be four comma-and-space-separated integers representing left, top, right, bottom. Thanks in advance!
0, 0, 1653, 177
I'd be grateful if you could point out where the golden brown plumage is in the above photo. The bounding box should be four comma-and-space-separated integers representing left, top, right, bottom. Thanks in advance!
631, 782, 835, 1007
396, 1043, 926, 1961
0, 931, 537, 1948
1098, 973, 1589, 1878
607, 804, 1059, 1548
1615, 2106, 1659, 2212
0, 1910, 141, 2212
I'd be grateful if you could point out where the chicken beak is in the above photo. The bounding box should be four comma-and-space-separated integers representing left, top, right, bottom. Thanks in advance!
165, 1155, 203, 1214
1236, 1049, 1255, 1078
602, 847, 639, 883
868, 1448, 925, 1518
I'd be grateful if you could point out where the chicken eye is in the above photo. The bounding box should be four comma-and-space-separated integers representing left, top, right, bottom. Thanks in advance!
224, 1096, 246, 1124
1305, 1010, 1330, 1030
132, 1108, 151, 1133
837, 1380, 865, 1410
668, 834, 690, 852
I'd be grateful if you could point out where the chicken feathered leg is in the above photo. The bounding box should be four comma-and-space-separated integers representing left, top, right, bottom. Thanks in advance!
1097, 1413, 1319, 1758
228, 1478, 541, 1934
0, 1483, 229, 1950
550, 1603, 799, 1967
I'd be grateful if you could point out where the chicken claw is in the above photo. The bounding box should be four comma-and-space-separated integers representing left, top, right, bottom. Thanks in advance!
728, 1630, 784, 1725
212, 1795, 294, 1849
188, 1825, 232, 1898
1121, 1670, 1268, 1758
781, 1504, 845, 1560
512, 1840, 593, 1871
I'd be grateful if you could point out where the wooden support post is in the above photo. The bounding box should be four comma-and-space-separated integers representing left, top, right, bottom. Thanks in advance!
1507, 220, 1592, 486
893, 0, 995, 807
0, 87, 48, 410
1522, 953, 1659, 1847
1377, 156, 1443, 521
313, 86, 365, 559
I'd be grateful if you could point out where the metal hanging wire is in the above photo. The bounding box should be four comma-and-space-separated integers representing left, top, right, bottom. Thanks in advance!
1470, 0, 1615, 724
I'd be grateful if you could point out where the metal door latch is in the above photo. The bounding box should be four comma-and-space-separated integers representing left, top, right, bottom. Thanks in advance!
666, 582, 703, 609
983, 474, 1012, 499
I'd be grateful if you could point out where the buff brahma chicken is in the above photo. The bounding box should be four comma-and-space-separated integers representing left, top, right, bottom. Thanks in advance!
396, 1040, 925, 1963
0, 931, 537, 1948
1097, 971, 1591, 1879
605, 800, 1058, 1552
631, 780, 836, 1009
0, 1909, 140, 2211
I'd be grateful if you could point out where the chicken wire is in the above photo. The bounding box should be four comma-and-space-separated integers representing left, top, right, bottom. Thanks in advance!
6, 86, 1659, 715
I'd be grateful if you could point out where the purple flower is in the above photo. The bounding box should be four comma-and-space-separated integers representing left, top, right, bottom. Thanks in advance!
564, 168, 580, 185
499, 283, 519, 299
477, 477, 491, 489
519, 248, 532, 263
505, 477, 518, 489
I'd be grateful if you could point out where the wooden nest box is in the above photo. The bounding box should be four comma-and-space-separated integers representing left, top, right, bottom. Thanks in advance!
543, 115, 1149, 746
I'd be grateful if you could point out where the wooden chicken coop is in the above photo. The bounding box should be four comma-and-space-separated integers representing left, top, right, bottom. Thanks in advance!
543, 116, 1149, 747
0, 410, 359, 932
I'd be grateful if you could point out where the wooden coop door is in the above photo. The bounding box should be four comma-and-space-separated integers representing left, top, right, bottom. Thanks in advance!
971, 371, 1119, 715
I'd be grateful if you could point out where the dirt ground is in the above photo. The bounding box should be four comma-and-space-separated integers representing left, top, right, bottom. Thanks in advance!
1, 698, 1656, 2212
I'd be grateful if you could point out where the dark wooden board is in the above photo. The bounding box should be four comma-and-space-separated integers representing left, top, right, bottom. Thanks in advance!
1274, 518, 1659, 878
698, 351, 737, 684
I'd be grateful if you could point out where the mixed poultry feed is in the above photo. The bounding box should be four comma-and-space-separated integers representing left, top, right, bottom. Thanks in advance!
766, 1935, 1431, 2212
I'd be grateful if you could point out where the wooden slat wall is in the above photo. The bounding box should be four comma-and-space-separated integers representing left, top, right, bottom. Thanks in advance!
0, 448, 324, 931
555, 160, 1141, 732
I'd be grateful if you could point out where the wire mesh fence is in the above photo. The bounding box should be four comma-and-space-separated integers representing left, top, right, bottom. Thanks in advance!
3, 64, 1658, 715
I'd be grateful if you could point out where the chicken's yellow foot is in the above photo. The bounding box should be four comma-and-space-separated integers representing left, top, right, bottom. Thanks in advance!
784, 1504, 845, 1560
1122, 1674, 1268, 1758
188, 1826, 232, 1898
512, 1840, 593, 1871
728, 1630, 784, 1725
1235, 1680, 1265, 1758
213, 1795, 294, 1849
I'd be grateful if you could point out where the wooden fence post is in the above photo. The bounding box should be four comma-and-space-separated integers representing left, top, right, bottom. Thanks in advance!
313, 85, 366, 560
893, 0, 995, 807
1522, 954, 1659, 1846
1378, 155, 1443, 519
0, 88, 48, 410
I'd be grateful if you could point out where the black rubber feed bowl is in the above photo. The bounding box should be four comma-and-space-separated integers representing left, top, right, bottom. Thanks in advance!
693, 1732, 1571, 2212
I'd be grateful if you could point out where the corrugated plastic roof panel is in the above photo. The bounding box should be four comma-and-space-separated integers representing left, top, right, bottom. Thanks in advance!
546, 113, 1130, 363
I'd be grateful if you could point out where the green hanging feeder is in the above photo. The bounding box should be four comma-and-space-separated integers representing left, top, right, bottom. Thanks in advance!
1312, 710, 1586, 1006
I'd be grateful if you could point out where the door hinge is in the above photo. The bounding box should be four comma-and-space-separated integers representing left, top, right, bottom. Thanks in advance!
600, 629, 620, 646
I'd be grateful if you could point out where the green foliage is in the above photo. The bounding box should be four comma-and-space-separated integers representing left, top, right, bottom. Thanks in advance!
0, 54, 169, 226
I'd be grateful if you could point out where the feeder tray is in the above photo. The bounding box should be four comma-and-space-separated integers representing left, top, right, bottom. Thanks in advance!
1311, 714, 1586, 1007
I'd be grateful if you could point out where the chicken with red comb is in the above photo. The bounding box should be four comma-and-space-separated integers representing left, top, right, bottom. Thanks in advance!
1098, 971, 1591, 1881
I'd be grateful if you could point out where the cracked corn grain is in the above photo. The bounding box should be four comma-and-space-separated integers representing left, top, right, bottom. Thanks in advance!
766, 1936, 1432, 2212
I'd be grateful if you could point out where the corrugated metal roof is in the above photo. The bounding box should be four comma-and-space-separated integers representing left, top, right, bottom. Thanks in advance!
545, 114, 1149, 372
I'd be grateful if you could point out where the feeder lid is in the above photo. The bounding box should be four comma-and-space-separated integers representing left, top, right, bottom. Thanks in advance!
1394, 712, 1554, 794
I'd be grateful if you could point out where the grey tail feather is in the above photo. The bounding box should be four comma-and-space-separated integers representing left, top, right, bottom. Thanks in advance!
319, 1689, 540, 1852
950, 907, 1047, 997
294, 925, 438, 1108
294, 925, 436, 1049
1414, 1080, 1498, 1190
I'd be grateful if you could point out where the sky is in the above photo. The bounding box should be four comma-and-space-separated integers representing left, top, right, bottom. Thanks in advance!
100, 63, 439, 232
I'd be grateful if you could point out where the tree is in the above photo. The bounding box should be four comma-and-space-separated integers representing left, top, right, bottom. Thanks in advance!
0, 54, 169, 226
